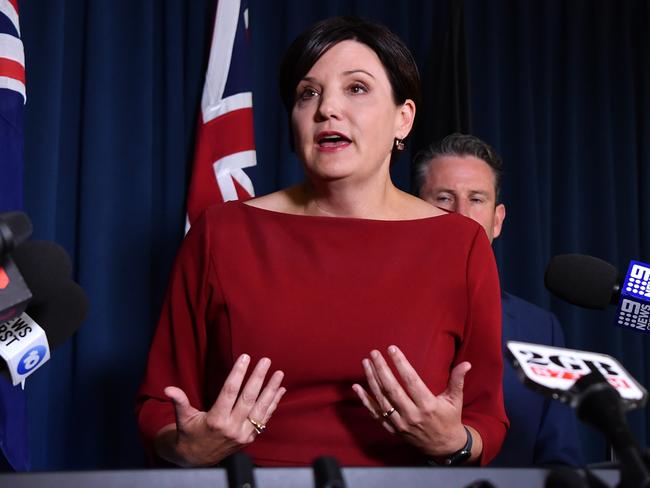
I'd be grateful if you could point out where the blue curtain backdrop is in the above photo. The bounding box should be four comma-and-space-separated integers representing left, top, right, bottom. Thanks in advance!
19, 0, 214, 469
465, 0, 650, 462
16, 0, 650, 470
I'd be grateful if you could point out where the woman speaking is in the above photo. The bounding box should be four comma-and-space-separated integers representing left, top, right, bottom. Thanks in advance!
136, 16, 507, 468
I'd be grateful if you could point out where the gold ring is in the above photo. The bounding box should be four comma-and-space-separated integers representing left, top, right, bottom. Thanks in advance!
248, 417, 266, 435
382, 407, 396, 418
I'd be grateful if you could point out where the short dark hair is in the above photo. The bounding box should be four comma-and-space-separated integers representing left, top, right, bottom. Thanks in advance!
279, 16, 421, 148
413, 133, 503, 201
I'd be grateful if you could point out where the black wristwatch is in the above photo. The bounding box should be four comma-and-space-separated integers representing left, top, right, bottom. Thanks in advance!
428, 426, 473, 466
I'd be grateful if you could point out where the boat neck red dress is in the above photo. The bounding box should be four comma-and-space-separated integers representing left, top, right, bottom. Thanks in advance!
136, 201, 508, 466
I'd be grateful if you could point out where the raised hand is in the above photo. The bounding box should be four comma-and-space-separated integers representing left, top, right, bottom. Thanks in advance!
155, 354, 286, 467
352, 345, 481, 461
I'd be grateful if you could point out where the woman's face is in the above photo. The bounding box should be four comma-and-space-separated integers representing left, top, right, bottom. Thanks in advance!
291, 40, 414, 184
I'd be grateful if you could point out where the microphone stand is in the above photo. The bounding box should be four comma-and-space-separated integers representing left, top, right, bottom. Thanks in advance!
570, 370, 650, 488
224, 452, 256, 488
313, 456, 347, 488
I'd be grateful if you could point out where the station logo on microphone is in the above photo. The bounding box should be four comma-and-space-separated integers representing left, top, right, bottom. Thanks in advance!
615, 261, 650, 334
0, 313, 51, 386
17, 345, 47, 374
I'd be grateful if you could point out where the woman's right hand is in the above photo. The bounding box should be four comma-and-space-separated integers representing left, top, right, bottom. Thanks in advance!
154, 354, 286, 467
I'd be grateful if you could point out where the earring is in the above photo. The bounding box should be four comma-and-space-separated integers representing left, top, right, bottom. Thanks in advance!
395, 138, 405, 151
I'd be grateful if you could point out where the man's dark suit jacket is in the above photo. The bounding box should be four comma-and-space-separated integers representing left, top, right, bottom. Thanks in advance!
490, 292, 583, 467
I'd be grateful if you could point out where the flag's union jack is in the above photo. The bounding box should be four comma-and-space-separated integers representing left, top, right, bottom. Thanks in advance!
0, 0, 24, 102
0, 0, 26, 211
186, 0, 256, 230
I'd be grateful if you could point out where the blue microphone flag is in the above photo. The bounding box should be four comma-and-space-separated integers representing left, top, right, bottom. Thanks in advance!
614, 260, 650, 334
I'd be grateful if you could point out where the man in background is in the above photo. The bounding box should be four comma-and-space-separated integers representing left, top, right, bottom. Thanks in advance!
414, 133, 582, 466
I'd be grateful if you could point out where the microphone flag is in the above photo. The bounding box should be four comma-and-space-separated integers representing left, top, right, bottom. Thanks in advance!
506, 341, 647, 411
0, 313, 50, 388
614, 260, 650, 334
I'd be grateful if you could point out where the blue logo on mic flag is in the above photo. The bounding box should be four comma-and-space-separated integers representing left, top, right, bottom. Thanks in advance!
17, 346, 47, 374
624, 261, 650, 299
615, 261, 650, 334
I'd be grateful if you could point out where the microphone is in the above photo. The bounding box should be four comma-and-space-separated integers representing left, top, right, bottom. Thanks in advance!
0, 241, 88, 386
12, 240, 73, 292
0, 212, 33, 257
507, 341, 649, 488
12, 241, 88, 348
545, 254, 650, 333
0, 257, 32, 323
0, 212, 34, 323
225, 452, 256, 488
544, 254, 620, 310
545, 467, 591, 488
313, 456, 346, 488
506, 341, 646, 410
571, 370, 650, 488
464, 481, 497, 488
20, 280, 87, 350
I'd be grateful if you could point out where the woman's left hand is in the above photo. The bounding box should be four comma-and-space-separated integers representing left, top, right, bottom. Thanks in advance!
352, 345, 481, 461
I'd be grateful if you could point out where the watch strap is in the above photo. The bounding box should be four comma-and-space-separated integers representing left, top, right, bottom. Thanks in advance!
428, 426, 473, 466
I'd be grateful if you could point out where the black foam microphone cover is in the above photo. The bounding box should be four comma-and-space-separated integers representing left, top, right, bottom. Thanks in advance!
26, 280, 88, 349
225, 452, 256, 488
545, 254, 619, 309
545, 467, 589, 488
313, 456, 346, 488
11, 240, 73, 294
0, 212, 32, 256
464, 481, 497, 488
12, 240, 88, 346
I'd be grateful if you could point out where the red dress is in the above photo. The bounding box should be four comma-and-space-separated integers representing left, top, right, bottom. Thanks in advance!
136, 201, 507, 466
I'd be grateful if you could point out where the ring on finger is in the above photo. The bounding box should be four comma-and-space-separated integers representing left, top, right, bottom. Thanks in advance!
382, 407, 396, 418
248, 417, 266, 435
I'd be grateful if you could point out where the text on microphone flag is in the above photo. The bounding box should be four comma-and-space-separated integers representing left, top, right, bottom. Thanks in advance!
506, 341, 647, 410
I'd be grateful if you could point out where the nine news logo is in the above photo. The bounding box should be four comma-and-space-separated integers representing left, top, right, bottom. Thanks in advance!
616, 261, 650, 334
626, 263, 650, 299
617, 299, 650, 331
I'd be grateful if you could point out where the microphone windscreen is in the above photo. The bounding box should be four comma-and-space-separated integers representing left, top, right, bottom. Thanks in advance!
12, 240, 73, 297
11, 240, 87, 347
313, 456, 346, 488
464, 481, 497, 488
544, 254, 618, 310
26, 280, 88, 349
225, 452, 256, 488
0, 212, 33, 254
545, 467, 589, 488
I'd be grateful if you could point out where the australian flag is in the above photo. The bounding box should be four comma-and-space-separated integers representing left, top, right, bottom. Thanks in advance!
0, 0, 25, 210
186, 0, 256, 231
0, 0, 29, 472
